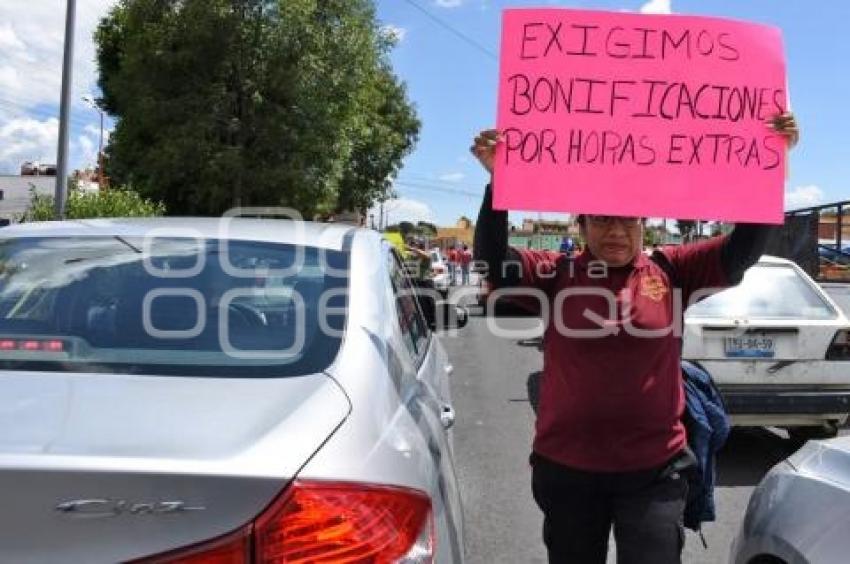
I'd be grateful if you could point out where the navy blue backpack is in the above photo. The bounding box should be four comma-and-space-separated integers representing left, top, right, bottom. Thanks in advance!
649, 251, 732, 537
681, 360, 731, 534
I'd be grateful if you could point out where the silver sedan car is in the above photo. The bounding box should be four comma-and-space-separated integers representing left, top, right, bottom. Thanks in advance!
0, 218, 465, 563
731, 436, 850, 564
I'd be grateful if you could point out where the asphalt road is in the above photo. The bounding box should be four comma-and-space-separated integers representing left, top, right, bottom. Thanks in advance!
440, 304, 846, 564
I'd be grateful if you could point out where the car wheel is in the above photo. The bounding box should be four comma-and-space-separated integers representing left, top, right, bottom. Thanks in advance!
787, 421, 840, 444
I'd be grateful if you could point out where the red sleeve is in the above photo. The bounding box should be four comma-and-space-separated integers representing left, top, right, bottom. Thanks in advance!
662, 236, 729, 308
514, 248, 565, 295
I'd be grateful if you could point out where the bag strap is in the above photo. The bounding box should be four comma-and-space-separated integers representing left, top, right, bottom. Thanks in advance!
650, 250, 681, 289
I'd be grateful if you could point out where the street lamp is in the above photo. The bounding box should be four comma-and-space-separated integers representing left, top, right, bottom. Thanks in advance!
81, 95, 105, 191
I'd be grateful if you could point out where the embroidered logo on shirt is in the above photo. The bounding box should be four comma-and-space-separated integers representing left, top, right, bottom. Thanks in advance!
640, 275, 668, 302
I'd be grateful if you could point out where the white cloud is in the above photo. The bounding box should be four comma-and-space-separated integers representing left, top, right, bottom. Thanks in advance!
381, 24, 407, 43
0, 24, 26, 51
0, 1, 117, 172
0, 117, 59, 173
639, 0, 672, 14
434, 0, 464, 8
83, 122, 111, 147
785, 184, 824, 210
0, 1, 116, 109
0, 65, 23, 92
77, 134, 97, 168
370, 198, 436, 226
438, 172, 466, 183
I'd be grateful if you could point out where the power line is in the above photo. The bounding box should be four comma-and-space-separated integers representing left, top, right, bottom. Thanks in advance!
0, 97, 93, 130
400, 0, 498, 61
395, 175, 482, 193
394, 179, 482, 198
400, 173, 485, 191
397, 177, 481, 193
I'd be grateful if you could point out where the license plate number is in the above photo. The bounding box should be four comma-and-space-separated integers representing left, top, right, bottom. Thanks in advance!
724, 336, 775, 358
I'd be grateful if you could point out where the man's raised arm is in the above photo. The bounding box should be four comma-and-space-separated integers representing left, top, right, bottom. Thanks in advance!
473, 183, 521, 288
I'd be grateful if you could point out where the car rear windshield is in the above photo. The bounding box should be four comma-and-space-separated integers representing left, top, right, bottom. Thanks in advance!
687, 264, 837, 320
0, 236, 349, 377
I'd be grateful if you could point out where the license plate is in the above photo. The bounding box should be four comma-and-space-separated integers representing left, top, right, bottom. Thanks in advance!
724, 336, 775, 358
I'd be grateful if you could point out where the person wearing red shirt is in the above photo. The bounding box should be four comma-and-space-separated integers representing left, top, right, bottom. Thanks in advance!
470, 113, 798, 564
459, 243, 472, 285
447, 246, 458, 286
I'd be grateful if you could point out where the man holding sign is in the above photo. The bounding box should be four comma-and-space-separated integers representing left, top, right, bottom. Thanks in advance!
472, 8, 799, 564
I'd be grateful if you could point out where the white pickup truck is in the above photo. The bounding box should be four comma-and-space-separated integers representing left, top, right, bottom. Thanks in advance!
683, 256, 850, 441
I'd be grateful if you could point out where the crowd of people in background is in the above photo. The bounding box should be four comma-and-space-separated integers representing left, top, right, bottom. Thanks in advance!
446, 244, 472, 285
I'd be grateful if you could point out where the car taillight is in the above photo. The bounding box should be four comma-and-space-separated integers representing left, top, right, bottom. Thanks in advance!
827, 330, 850, 360
256, 481, 433, 563
0, 338, 65, 352
135, 481, 434, 564
134, 526, 252, 563
431, 266, 444, 275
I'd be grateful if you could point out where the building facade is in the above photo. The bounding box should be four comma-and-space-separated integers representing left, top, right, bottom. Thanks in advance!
0, 176, 56, 223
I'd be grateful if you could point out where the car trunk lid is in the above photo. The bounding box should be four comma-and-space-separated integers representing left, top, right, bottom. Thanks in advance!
0, 370, 350, 563
683, 317, 850, 386
683, 319, 839, 362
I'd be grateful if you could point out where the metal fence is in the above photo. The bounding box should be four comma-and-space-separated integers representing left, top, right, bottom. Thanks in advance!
776, 201, 850, 282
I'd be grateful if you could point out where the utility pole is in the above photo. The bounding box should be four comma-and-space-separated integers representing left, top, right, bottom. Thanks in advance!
82, 95, 105, 191
55, 0, 76, 219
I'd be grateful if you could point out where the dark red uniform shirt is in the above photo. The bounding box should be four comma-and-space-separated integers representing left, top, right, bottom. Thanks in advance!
515, 238, 728, 472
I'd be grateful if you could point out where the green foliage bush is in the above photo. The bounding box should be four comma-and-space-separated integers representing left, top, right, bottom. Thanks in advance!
22, 183, 165, 222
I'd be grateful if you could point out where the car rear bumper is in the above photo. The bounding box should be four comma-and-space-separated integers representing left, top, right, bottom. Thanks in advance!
720, 388, 850, 415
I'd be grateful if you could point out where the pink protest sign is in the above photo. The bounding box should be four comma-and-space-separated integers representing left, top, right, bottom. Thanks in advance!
494, 9, 787, 223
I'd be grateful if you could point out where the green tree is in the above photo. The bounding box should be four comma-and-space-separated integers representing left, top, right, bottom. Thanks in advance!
643, 228, 656, 248
22, 183, 165, 222
416, 221, 437, 237
676, 220, 697, 243
95, 0, 419, 217
335, 62, 420, 215
398, 221, 415, 238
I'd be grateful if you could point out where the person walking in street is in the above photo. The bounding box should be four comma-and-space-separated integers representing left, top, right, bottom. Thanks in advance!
447, 245, 458, 286
470, 113, 799, 564
459, 244, 472, 285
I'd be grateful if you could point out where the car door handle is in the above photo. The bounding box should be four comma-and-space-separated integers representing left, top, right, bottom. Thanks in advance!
440, 404, 456, 429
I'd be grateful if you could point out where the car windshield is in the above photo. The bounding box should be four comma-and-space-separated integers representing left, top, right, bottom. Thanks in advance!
0, 236, 349, 377
687, 264, 837, 320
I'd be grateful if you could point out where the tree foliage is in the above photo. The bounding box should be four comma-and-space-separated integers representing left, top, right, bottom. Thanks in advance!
95, 0, 419, 217
676, 219, 697, 242
385, 221, 437, 240
23, 183, 165, 222
416, 221, 437, 237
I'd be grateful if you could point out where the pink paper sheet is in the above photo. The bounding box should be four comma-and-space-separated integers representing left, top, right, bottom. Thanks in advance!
494, 8, 787, 223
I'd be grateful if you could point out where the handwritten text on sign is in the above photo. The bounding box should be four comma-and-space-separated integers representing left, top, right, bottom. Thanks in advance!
494, 9, 787, 223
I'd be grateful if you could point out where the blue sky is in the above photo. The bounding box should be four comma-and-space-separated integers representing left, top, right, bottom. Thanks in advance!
1, 1, 848, 227
374, 0, 850, 226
